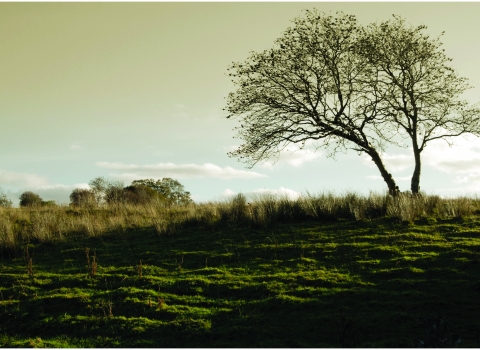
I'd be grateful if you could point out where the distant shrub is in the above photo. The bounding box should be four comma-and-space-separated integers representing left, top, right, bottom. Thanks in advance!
19, 191, 43, 207
131, 178, 193, 206
105, 185, 126, 205
70, 189, 97, 207
41, 200, 57, 207
88, 177, 125, 205
123, 185, 159, 205
0, 188, 12, 208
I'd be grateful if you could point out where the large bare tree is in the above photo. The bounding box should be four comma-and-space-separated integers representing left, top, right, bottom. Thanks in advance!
225, 10, 400, 195
357, 16, 480, 193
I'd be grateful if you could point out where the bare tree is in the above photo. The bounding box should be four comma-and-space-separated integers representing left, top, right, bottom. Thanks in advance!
358, 16, 480, 193
225, 10, 400, 195
88, 177, 125, 205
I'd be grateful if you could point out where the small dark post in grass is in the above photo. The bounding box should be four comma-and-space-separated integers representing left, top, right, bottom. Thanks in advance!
27, 258, 33, 277
0, 290, 6, 313
24, 244, 33, 276
85, 248, 91, 269
89, 249, 97, 278
137, 260, 143, 279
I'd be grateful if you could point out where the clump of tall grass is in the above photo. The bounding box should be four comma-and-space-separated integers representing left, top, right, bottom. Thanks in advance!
0, 192, 478, 254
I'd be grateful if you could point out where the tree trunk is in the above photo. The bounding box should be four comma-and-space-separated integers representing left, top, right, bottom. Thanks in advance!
368, 149, 399, 196
411, 145, 421, 194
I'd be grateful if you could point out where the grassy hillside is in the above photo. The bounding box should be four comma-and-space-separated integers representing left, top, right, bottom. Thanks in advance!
1, 193, 480, 347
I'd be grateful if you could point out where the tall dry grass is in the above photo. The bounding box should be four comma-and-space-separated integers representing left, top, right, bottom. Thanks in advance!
0, 192, 478, 253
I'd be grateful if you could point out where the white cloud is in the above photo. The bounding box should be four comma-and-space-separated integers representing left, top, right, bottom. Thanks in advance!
34, 183, 90, 204
225, 143, 322, 170
412, 135, 480, 190
0, 170, 48, 188
259, 145, 323, 169
96, 161, 268, 180
0, 182, 91, 206
250, 187, 302, 200
70, 143, 82, 150
422, 134, 480, 174
221, 188, 236, 197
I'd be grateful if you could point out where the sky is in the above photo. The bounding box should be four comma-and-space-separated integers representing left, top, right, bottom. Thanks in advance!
2, 2, 480, 206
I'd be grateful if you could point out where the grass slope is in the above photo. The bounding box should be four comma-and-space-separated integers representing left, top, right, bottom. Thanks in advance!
1, 216, 480, 347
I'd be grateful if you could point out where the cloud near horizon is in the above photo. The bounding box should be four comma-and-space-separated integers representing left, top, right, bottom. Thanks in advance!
96, 161, 267, 181
221, 187, 302, 201
0, 169, 49, 189
226, 143, 322, 170
259, 145, 323, 169
422, 135, 480, 174
1, 182, 90, 206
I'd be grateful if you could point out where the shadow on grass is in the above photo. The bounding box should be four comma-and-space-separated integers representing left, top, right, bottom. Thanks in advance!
1, 217, 480, 347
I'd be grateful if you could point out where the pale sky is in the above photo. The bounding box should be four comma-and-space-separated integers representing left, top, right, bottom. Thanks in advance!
2, 2, 480, 205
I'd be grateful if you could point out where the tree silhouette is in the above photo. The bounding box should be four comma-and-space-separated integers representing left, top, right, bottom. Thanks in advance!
69, 188, 97, 207
19, 191, 43, 207
225, 10, 400, 195
131, 178, 192, 205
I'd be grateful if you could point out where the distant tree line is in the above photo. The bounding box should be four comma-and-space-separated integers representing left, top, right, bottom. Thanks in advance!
0, 178, 192, 208
71, 177, 193, 207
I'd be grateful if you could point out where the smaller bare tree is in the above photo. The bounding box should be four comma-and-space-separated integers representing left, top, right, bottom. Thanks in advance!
358, 16, 480, 193
88, 177, 125, 206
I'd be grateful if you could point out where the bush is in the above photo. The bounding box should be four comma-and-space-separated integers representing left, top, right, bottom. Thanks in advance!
131, 178, 193, 206
70, 189, 97, 207
105, 185, 126, 205
123, 185, 159, 205
19, 191, 43, 207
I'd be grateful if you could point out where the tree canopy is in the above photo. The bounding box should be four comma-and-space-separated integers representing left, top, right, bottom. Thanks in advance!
70, 188, 97, 207
225, 9, 480, 194
131, 178, 193, 206
19, 191, 43, 207
81, 177, 192, 206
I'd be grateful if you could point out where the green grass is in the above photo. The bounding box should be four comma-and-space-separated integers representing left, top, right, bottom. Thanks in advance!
1, 213, 480, 347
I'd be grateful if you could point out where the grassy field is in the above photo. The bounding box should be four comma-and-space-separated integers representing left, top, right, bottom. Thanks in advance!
1, 193, 480, 347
